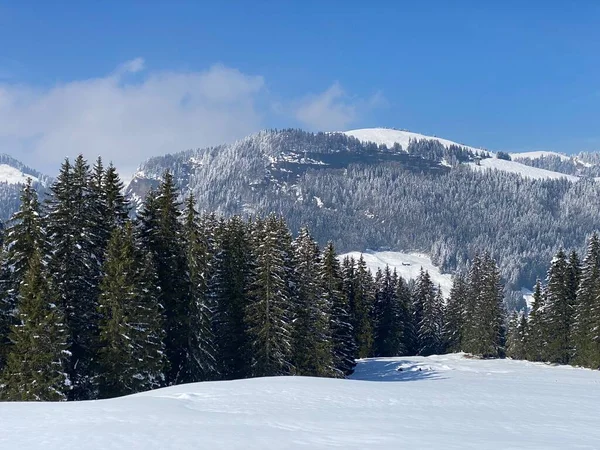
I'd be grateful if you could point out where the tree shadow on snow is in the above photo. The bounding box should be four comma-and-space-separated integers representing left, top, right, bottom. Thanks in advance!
350, 359, 444, 382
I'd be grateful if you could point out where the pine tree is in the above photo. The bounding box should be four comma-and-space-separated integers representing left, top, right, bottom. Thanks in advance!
474, 254, 506, 357
396, 275, 414, 356
572, 233, 600, 367
210, 216, 253, 380
544, 249, 573, 364
137, 171, 188, 384
291, 228, 333, 376
182, 195, 217, 382
0, 249, 70, 401
46, 156, 101, 400
0, 179, 45, 366
97, 223, 167, 398
245, 215, 293, 377
372, 267, 402, 357
444, 274, 468, 353
527, 279, 546, 361
322, 242, 356, 376
414, 269, 443, 355
351, 255, 375, 358
505, 312, 528, 360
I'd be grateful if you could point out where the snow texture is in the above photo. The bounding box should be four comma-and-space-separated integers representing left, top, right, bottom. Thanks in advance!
0, 164, 39, 185
343, 128, 483, 153
469, 157, 579, 182
1, 354, 599, 449
510, 151, 571, 162
339, 251, 453, 297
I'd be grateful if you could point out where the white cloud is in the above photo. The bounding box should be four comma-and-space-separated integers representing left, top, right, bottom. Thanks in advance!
0, 59, 265, 178
294, 82, 386, 131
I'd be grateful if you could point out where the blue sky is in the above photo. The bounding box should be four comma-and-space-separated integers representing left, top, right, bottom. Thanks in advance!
1, 1, 600, 175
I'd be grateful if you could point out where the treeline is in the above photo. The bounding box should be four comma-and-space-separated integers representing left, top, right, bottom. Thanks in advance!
0, 155, 509, 402
506, 235, 600, 369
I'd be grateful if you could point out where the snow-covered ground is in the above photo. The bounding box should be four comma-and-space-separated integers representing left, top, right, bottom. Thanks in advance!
2, 354, 599, 449
343, 128, 483, 153
0, 164, 39, 185
510, 150, 571, 161
469, 157, 579, 182
339, 251, 453, 296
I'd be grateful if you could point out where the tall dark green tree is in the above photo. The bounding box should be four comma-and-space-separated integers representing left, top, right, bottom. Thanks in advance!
245, 215, 294, 377
137, 171, 188, 384
351, 255, 375, 358
321, 242, 356, 376
210, 216, 253, 380
291, 228, 333, 377
46, 156, 101, 400
97, 223, 167, 398
0, 249, 70, 401
181, 195, 218, 382
527, 279, 546, 361
372, 267, 402, 357
444, 274, 468, 353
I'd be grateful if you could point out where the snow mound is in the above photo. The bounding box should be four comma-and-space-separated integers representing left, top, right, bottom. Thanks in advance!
343, 128, 483, 153
2, 354, 600, 449
0, 164, 39, 185
469, 157, 579, 182
510, 151, 571, 162
339, 251, 453, 297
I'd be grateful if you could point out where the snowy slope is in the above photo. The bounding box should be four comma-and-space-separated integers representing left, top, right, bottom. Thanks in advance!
339, 251, 453, 296
510, 151, 571, 162
2, 354, 600, 449
343, 127, 483, 153
469, 157, 579, 181
0, 164, 39, 185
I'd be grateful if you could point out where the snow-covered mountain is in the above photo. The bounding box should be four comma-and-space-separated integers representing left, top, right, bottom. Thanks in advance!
344, 127, 485, 154
1, 354, 598, 449
0, 155, 52, 221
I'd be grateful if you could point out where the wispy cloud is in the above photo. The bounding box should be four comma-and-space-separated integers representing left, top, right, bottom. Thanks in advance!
0, 58, 265, 177
294, 82, 387, 131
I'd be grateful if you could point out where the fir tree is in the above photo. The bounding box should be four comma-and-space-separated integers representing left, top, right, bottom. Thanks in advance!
245, 215, 293, 377
321, 242, 356, 376
527, 279, 546, 361
182, 195, 218, 382
444, 274, 468, 353
351, 255, 375, 358
97, 223, 167, 398
372, 267, 402, 357
0, 249, 70, 401
291, 227, 333, 376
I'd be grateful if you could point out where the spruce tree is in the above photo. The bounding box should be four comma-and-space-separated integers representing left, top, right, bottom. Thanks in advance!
396, 275, 414, 356
372, 266, 402, 357
46, 156, 101, 400
527, 279, 546, 361
444, 274, 468, 353
0, 249, 70, 401
245, 215, 294, 377
572, 233, 600, 367
352, 255, 375, 358
544, 249, 573, 364
414, 269, 443, 355
182, 195, 218, 382
291, 227, 333, 376
210, 216, 253, 380
322, 242, 356, 376
97, 223, 167, 398
137, 171, 188, 384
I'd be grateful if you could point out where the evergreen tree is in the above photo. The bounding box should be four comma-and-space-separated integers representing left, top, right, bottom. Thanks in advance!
414, 269, 443, 355
351, 255, 375, 358
291, 227, 333, 376
444, 274, 468, 353
97, 223, 167, 398
505, 312, 528, 360
544, 249, 573, 364
137, 171, 187, 384
0, 249, 70, 401
245, 215, 294, 377
527, 279, 546, 361
396, 275, 414, 356
181, 195, 218, 382
321, 242, 356, 376
572, 233, 600, 367
46, 156, 101, 400
372, 267, 402, 357
210, 216, 253, 380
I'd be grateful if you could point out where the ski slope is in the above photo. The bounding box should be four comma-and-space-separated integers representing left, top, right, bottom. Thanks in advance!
1, 354, 599, 449
0, 164, 39, 185
469, 157, 579, 182
339, 251, 453, 296
343, 128, 483, 153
